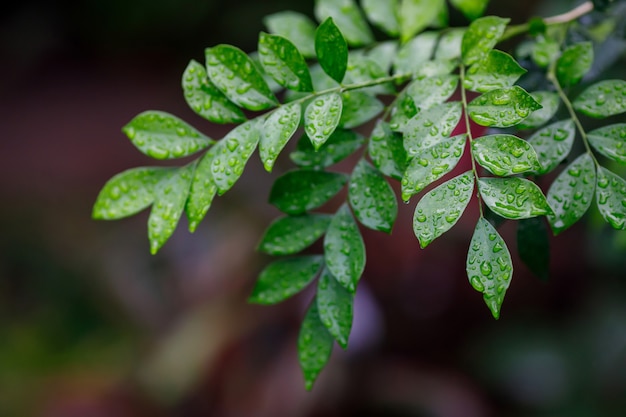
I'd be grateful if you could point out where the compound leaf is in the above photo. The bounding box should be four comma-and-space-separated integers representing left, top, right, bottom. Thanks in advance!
472, 134, 542, 176
264, 11, 316, 58
573, 80, 626, 118
478, 177, 552, 219
528, 119, 576, 175
340, 91, 384, 129
368, 120, 408, 180
596, 166, 626, 230
450, 0, 490, 21
258, 32, 314, 92
291, 129, 364, 169
315, 0, 374, 46
298, 300, 334, 390
317, 268, 354, 349
186, 151, 218, 232
362, 0, 399, 36
258, 214, 333, 255
260, 102, 301, 172
556, 42, 593, 87
463, 50, 527, 93
304, 92, 343, 149
400, 102, 463, 156
517, 91, 559, 129
468, 86, 542, 127
517, 217, 550, 281
270, 170, 348, 215
588, 123, 626, 164
461, 16, 510, 66
399, 0, 445, 43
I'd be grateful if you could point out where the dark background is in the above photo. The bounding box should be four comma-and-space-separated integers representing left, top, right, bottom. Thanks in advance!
1, 1, 625, 416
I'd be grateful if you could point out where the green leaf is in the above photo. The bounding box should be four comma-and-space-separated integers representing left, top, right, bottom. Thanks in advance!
317, 268, 354, 349
210, 120, 260, 195
148, 164, 196, 254
588, 123, 626, 164
463, 50, 527, 92
315, 18, 349, 83
348, 160, 398, 233
260, 102, 301, 172
93, 167, 168, 220
249, 255, 324, 304
344, 55, 394, 95
205, 45, 278, 111
413, 171, 474, 248
468, 86, 542, 127
366, 41, 398, 73
596, 166, 626, 230
471, 134, 542, 176
466, 217, 513, 319
324, 204, 365, 293
400, 102, 463, 156
478, 177, 552, 219
269, 170, 348, 215
517, 217, 550, 281
362, 0, 399, 36
368, 120, 408, 180
258, 214, 332, 255
258, 32, 314, 92
414, 59, 458, 78
517, 91, 559, 129
264, 11, 316, 58
573, 80, 626, 118
450, 0, 489, 20
122, 111, 214, 160
291, 129, 364, 169
304, 92, 343, 149
398, 0, 445, 42
315, 0, 374, 46
401, 134, 466, 202
531, 38, 560, 68
556, 42, 593, 87
527, 119, 576, 175
461, 16, 510, 66
340, 91, 384, 129
185, 151, 218, 232
182, 60, 246, 124
547, 153, 596, 234
393, 32, 438, 75
435, 28, 466, 60
298, 299, 334, 390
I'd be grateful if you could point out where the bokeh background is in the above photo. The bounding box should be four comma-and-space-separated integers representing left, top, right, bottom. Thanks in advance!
1, 1, 626, 416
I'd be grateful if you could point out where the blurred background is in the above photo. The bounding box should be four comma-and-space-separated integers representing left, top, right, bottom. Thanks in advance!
1, 0, 626, 416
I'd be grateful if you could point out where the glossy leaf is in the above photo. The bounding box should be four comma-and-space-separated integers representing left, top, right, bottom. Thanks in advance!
366, 41, 398, 73
517, 217, 550, 281
450, 0, 489, 20
393, 32, 438, 75
401, 134, 466, 202
205, 45, 277, 111
317, 268, 354, 349
258, 32, 314, 92
556, 42, 593, 87
249, 256, 324, 304
596, 167, 626, 230
324, 204, 365, 293
260, 102, 301, 172
478, 177, 552, 219
413, 171, 474, 248
413, 59, 458, 78
348, 160, 398, 233
573, 80, 626, 118
93, 167, 167, 220
186, 151, 218, 232
122, 111, 214, 160
400, 102, 463, 156
368, 120, 408, 180
291, 129, 364, 169
435, 28, 465, 60
315, 18, 348, 83
517, 91, 559, 130
182, 60, 246, 124
344, 55, 394, 95
304, 93, 343, 149
315, 0, 374, 46
269, 170, 348, 215
466, 217, 513, 319
463, 50, 527, 93
461, 16, 510, 66
471, 134, 542, 176
588, 123, 626, 164
264, 11, 316, 58
298, 300, 334, 390
467, 86, 542, 127
362, 0, 399, 36
340, 91, 384, 129
398, 0, 444, 42
528, 119, 575, 175
547, 153, 596, 234
258, 214, 332, 255
531, 38, 560, 68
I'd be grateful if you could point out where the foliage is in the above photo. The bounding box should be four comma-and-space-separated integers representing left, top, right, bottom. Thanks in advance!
93, 0, 626, 389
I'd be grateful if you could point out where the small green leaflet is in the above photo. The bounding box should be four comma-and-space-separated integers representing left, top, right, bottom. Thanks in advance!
269, 170, 348, 215
258, 32, 314, 92
547, 153, 596, 235
210, 120, 260, 195
340, 91, 384, 129
471, 134, 541, 176
516, 217, 550, 281
588, 124, 626, 164
398, 0, 445, 43
186, 151, 218, 232
450, 0, 490, 21
435, 28, 465, 60
413, 59, 457, 78
531, 38, 560, 68
316, 268, 354, 349
596, 167, 626, 230
205, 45, 278, 111
348, 159, 398, 233
260, 102, 301, 172
258, 214, 332, 255
366, 41, 398, 73
528, 119, 575, 175
291, 129, 364, 169
573, 80, 626, 118
413, 171, 474, 248
556, 42, 593, 87
461, 16, 510, 66
361, 0, 399, 36
182, 60, 246, 124
304, 93, 343, 149
368, 120, 408, 180
315, 0, 374, 46
264, 11, 316, 58
400, 102, 462, 156
468, 86, 542, 127
463, 50, 526, 93
324, 204, 365, 293
401, 134, 466, 202
478, 177, 552, 219
344, 55, 394, 96
93, 167, 167, 220
249, 255, 324, 304
122, 111, 214, 160
315, 18, 348, 83
393, 32, 438, 75
148, 163, 196, 254
517, 91, 559, 130
298, 299, 334, 390
466, 217, 513, 319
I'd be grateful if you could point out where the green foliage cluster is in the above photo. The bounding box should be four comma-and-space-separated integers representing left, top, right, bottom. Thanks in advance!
93, 0, 626, 389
